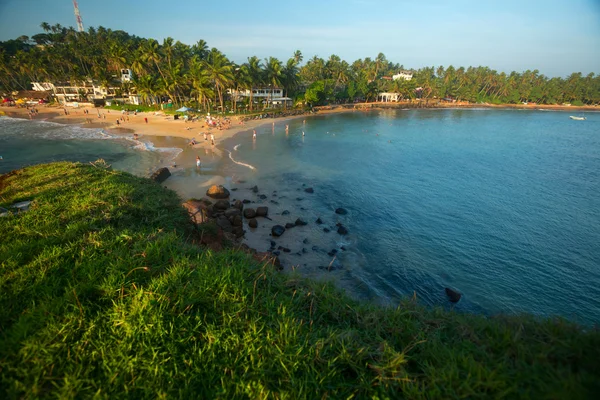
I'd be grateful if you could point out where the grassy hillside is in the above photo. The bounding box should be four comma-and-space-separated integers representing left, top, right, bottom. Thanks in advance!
1, 162, 599, 399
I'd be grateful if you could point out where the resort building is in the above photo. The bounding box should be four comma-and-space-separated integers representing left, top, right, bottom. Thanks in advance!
227, 87, 292, 107
392, 70, 413, 81
377, 92, 402, 102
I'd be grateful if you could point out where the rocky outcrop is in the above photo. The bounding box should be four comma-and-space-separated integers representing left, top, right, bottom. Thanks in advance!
214, 199, 230, 211
445, 288, 462, 303
233, 200, 244, 210
150, 167, 171, 183
285, 222, 295, 229
251, 185, 259, 193
206, 185, 230, 199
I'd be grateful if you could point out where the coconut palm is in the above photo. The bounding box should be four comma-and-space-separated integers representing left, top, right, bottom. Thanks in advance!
204, 49, 233, 112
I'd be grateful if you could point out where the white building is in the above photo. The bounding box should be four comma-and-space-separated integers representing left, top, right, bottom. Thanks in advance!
229, 88, 284, 98
392, 70, 413, 81
121, 69, 133, 82
377, 92, 402, 102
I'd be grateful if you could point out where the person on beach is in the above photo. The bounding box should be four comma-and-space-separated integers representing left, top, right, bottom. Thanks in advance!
253, 130, 257, 140
144, 117, 148, 124
116, 119, 120, 126
211, 134, 215, 145
196, 156, 201, 168
133, 133, 138, 140
204, 132, 207, 141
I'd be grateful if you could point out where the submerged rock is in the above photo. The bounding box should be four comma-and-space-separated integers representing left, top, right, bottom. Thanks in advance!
304, 187, 314, 193
337, 225, 348, 235
315, 217, 323, 225
335, 207, 348, 215
259, 194, 267, 200
285, 222, 295, 229
150, 167, 171, 183
248, 218, 258, 228
233, 200, 244, 210
281, 210, 290, 215
251, 185, 259, 193
256, 206, 269, 217
323, 228, 331, 233
445, 288, 462, 303
206, 185, 230, 199
243, 208, 256, 219
271, 225, 286, 237
242, 199, 252, 204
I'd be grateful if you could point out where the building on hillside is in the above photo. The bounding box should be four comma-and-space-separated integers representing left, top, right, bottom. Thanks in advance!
377, 92, 402, 102
392, 70, 413, 81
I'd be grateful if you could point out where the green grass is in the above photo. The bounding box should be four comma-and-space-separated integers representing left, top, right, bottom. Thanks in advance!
1, 162, 599, 399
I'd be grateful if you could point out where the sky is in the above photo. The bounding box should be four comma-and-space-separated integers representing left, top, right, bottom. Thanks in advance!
0, 0, 599, 78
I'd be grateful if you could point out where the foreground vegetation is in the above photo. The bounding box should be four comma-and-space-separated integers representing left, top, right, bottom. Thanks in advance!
1, 162, 599, 398
1, 23, 599, 110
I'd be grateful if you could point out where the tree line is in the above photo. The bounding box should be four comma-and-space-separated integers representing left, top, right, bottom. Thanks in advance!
1, 23, 599, 109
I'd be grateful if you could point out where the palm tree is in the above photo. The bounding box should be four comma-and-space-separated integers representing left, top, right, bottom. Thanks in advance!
245, 56, 263, 111
264, 57, 282, 109
282, 58, 300, 110
204, 49, 233, 112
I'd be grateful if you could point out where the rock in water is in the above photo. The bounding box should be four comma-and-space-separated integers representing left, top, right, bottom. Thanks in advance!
243, 208, 257, 219
285, 222, 295, 229
234, 200, 244, 210
248, 218, 258, 228
214, 200, 230, 210
335, 207, 348, 215
150, 167, 171, 183
256, 206, 269, 217
251, 185, 259, 193
206, 185, 230, 199
337, 225, 348, 235
315, 217, 323, 224
304, 187, 314, 193
271, 225, 286, 237
445, 288, 462, 303
295, 218, 308, 226
282, 210, 290, 215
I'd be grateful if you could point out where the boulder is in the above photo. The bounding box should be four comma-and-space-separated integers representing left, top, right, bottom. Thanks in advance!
315, 217, 323, 225
445, 288, 462, 303
225, 208, 241, 218
259, 194, 267, 200
206, 185, 230, 199
256, 206, 269, 217
248, 218, 258, 228
251, 185, 259, 193
304, 187, 314, 193
243, 208, 256, 219
337, 225, 348, 235
182, 200, 210, 225
232, 215, 243, 227
281, 210, 290, 215
295, 218, 308, 226
214, 199, 230, 211
216, 216, 233, 232
285, 222, 295, 229
335, 207, 348, 215
232, 226, 245, 238
150, 167, 171, 183
271, 225, 286, 237
234, 200, 244, 210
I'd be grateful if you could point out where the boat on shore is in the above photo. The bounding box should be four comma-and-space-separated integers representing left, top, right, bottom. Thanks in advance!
569, 115, 586, 120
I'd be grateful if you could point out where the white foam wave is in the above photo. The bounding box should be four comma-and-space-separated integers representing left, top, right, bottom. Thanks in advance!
233, 144, 241, 151
225, 149, 256, 170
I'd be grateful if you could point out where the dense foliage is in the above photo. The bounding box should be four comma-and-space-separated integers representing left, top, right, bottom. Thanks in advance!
0, 162, 599, 398
1, 23, 599, 110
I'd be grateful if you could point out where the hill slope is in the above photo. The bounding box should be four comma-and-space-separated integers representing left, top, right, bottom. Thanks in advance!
1, 162, 599, 398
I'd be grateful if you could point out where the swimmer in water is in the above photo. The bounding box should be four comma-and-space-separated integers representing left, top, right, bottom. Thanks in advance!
253, 130, 257, 140
196, 156, 201, 167
302, 131, 305, 136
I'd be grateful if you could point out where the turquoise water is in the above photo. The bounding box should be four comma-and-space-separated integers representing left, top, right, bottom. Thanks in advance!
3, 110, 599, 325
0, 117, 181, 176
220, 109, 600, 325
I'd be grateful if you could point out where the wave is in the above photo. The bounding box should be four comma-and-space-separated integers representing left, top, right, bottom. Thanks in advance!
233, 144, 241, 151
225, 149, 256, 170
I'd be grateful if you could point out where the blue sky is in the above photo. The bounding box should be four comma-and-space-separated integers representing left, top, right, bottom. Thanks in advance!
0, 0, 599, 78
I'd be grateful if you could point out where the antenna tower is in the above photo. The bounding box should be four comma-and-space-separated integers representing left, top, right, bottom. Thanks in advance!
73, 0, 84, 32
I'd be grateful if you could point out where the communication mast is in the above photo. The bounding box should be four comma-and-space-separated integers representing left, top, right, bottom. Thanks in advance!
72, 0, 84, 32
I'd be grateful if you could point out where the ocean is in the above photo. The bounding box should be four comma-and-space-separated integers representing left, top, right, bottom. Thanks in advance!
2, 109, 599, 325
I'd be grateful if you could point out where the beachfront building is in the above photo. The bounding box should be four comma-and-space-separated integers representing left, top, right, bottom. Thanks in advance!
392, 70, 413, 81
227, 87, 292, 107
377, 92, 402, 102
31, 80, 135, 105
